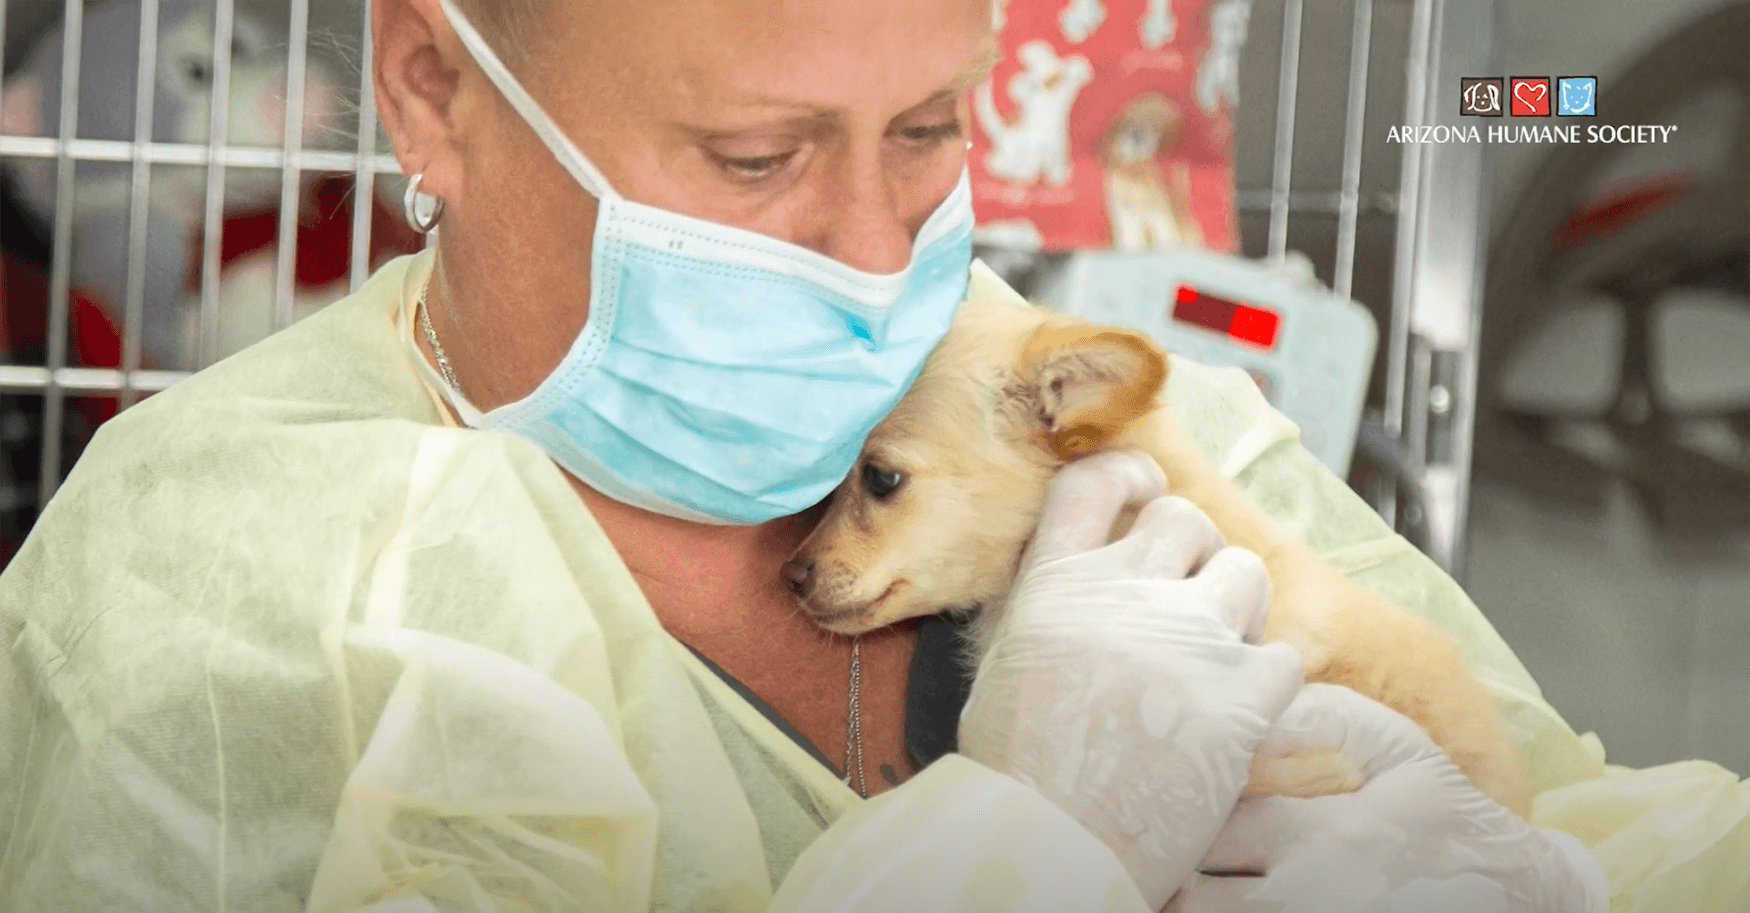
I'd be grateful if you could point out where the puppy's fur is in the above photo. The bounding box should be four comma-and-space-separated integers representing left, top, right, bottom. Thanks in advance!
787, 271, 1533, 815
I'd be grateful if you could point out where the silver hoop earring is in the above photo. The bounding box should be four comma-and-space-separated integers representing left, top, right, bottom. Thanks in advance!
404, 172, 446, 234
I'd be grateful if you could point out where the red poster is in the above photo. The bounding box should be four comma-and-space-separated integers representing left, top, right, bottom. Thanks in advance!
972, 0, 1249, 253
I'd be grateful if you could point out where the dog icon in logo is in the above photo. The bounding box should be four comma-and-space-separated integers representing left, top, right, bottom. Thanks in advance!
1557, 77, 1597, 116
1460, 77, 1504, 116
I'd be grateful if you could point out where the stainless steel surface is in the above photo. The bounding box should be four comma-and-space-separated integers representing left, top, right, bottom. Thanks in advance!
1399, 0, 1498, 575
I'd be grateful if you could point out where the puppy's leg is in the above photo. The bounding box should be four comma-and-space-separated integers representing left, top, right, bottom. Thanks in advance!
1313, 587, 1536, 817
1118, 409, 1533, 817
1245, 750, 1363, 799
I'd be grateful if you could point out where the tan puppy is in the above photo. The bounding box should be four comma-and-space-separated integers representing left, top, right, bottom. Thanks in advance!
784, 273, 1533, 816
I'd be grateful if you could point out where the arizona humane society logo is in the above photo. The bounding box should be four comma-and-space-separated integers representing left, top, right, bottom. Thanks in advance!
1387, 75, 1678, 145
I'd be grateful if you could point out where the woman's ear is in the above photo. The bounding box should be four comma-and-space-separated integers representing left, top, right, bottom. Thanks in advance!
372, 0, 465, 198
1016, 323, 1169, 461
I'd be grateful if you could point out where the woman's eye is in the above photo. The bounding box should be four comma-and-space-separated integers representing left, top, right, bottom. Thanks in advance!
861, 462, 905, 499
897, 121, 964, 146
715, 151, 796, 182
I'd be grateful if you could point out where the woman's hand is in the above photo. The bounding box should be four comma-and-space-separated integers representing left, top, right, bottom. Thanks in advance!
1167, 683, 1610, 913
958, 450, 1306, 911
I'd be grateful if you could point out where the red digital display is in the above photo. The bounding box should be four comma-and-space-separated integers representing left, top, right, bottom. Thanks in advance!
1172, 284, 1280, 350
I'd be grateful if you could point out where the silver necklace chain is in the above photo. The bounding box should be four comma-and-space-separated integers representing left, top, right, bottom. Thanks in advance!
844, 637, 866, 798
419, 280, 869, 797
418, 282, 464, 398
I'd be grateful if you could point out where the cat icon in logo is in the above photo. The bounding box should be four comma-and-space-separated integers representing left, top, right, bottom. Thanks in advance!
1557, 77, 1597, 116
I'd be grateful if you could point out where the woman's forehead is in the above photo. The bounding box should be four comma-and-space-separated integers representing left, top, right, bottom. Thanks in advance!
540, 0, 994, 114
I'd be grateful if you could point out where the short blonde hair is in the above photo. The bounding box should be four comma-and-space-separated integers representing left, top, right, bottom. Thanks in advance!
454, 0, 536, 64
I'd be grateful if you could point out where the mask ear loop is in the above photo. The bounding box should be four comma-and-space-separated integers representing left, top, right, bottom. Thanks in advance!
435, 0, 619, 202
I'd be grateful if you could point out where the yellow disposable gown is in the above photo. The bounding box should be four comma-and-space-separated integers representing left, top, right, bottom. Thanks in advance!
0, 250, 1743, 912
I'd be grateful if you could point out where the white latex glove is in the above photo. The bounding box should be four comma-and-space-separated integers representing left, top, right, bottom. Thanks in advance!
958, 450, 1306, 911
1168, 683, 1610, 913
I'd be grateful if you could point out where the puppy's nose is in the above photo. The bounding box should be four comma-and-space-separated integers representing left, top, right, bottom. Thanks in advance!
782, 557, 815, 598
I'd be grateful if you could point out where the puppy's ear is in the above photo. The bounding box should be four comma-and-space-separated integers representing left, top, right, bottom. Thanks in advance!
1015, 323, 1168, 460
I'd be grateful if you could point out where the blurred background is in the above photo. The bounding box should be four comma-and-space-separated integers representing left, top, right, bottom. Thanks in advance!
0, 0, 1744, 773
1463, 0, 1748, 782
1222, 0, 1750, 776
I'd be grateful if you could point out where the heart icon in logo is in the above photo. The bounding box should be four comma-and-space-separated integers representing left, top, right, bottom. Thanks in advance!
1510, 77, 1552, 116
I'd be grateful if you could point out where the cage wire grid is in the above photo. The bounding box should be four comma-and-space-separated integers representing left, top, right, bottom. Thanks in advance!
0, 0, 1496, 575
0, 0, 404, 506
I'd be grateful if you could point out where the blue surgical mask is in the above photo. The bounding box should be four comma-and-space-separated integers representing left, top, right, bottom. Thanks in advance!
432, 0, 975, 524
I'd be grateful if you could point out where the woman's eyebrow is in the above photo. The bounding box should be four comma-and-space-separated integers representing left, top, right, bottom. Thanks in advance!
959, 38, 1002, 89
715, 36, 1001, 121
917, 38, 1002, 105
907, 44, 1000, 111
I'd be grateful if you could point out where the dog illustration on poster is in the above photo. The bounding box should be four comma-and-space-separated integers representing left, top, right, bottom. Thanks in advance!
970, 0, 1246, 253
1140, 0, 1177, 48
1196, 0, 1250, 113
1058, 0, 1107, 43
1100, 93, 1203, 249
975, 39, 1095, 187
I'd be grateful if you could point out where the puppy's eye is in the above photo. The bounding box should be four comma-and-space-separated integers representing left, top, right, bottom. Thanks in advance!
860, 462, 905, 499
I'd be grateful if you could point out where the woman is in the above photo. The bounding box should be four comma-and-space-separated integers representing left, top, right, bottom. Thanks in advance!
0, 0, 1605, 909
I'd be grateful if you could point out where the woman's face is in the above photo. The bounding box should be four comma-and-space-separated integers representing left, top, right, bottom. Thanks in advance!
487, 0, 991, 271
385, 0, 993, 409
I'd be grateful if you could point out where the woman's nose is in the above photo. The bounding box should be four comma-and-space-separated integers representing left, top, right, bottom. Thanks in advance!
811, 164, 916, 275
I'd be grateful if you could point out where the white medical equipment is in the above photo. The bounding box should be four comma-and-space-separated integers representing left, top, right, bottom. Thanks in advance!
1034, 249, 1378, 475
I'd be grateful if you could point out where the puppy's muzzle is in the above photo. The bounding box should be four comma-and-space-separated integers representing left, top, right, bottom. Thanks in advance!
782, 554, 892, 633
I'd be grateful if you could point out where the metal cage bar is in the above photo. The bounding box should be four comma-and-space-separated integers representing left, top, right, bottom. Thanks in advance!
350, 5, 381, 293
119, 0, 164, 411
38, 0, 85, 508
0, 136, 400, 170
273, 0, 312, 334
1374, 0, 1438, 531
195, 0, 236, 370
1233, 0, 1495, 571
1332, 0, 1374, 301
1265, 0, 1305, 265
0, 4, 398, 410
